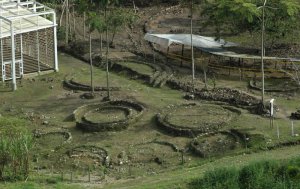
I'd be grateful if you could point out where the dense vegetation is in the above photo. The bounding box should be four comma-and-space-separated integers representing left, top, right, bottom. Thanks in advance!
201, 0, 300, 48
0, 117, 33, 181
189, 158, 300, 189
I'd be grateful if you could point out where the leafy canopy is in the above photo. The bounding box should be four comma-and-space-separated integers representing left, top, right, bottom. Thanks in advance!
202, 0, 300, 44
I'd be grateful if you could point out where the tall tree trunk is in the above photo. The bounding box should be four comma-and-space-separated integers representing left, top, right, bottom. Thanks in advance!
65, 0, 69, 45
105, 7, 110, 100
100, 33, 103, 55
111, 31, 116, 47
83, 12, 86, 41
190, 0, 195, 94
72, 4, 76, 41
89, 32, 94, 93
59, 0, 67, 26
132, 0, 137, 13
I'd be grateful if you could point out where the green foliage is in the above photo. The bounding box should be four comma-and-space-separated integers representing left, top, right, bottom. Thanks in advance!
0, 117, 34, 181
107, 8, 137, 32
86, 12, 106, 33
190, 168, 239, 189
202, 0, 300, 46
189, 159, 300, 189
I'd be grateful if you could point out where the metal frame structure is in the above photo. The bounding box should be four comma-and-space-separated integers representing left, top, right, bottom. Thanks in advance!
0, 0, 58, 90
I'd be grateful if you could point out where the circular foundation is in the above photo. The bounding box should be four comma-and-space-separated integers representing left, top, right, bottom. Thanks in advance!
250, 78, 299, 92
34, 130, 72, 151
128, 141, 179, 165
190, 132, 242, 157
157, 103, 241, 137
68, 145, 108, 166
74, 100, 145, 132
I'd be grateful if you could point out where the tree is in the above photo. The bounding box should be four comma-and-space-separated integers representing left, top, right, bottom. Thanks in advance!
201, 0, 300, 47
107, 8, 137, 46
86, 12, 100, 94
98, 0, 120, 101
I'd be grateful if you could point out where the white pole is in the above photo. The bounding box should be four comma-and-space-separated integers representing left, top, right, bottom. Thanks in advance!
36, 31, 40, 73
20, 34, 23, 76
10, 24, 16, 91
0, 38, 3, 82
53, 12, 58, 72
0, 11, 3, 82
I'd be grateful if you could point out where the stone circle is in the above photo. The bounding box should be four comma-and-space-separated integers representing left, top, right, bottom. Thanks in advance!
156, 103, 241, 137
74, 100, 145, 132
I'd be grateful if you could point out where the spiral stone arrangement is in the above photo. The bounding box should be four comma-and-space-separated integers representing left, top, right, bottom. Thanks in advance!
156, 103, 241, 137
73, 100, 145, 132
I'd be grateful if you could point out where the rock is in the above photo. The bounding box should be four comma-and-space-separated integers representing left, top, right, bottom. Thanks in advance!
42, 121, 49, 125
80, 93, 95, 99
154, 157, 163, 165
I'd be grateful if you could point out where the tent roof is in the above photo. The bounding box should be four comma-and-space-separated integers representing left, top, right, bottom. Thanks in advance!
144, 33, 237, 49
144, 33, 300, 62
0, 0, 55, 38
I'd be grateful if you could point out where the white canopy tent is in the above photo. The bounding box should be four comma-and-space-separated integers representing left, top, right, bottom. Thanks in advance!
144, 33, 300, 62
144, 33, 237, 49
0, 0, 58, 90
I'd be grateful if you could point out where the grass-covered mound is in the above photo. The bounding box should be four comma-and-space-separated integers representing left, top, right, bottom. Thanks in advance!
189, 158, 300, 189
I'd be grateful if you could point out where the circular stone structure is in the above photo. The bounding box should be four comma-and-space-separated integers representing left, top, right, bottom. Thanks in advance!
68, 145, 108, 166
74, 100, 145, 132
128, 141, 179, 166
64, 77, 120, 92
249, 78, 299, 92
190, 132, 242, 157
156, 103, 241, 137
33, 130, 72, 150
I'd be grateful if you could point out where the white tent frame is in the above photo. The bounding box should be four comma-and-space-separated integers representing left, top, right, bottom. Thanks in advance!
0, 0, 58, 91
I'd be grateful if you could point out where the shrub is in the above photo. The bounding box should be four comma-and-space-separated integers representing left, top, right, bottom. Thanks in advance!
0, 117, 33, 181
189, 158, 300, 189
189, 168, 239, 189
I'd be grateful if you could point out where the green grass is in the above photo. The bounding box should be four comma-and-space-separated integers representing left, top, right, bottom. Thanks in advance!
119, 61, 155, 75
189, 158, 300, 189
84, 108, 127, 123
1, 52, 300, 188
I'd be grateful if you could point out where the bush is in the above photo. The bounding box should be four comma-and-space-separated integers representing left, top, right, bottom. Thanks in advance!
189, 158, 300, 189
189, 168, 239, 189
0, 117, 34, 181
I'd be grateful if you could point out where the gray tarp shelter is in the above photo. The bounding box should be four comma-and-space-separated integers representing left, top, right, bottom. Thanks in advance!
144, 33, 300, 62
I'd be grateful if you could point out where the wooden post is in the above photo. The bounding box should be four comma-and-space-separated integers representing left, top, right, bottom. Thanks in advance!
181, 44, 184, 67
166, 46, 170, 63
61, 171, 64, 181
83, 12, 86, 41
291, 121, 294, 136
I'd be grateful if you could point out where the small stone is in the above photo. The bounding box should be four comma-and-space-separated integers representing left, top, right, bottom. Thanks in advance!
42, 121, 49, 125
